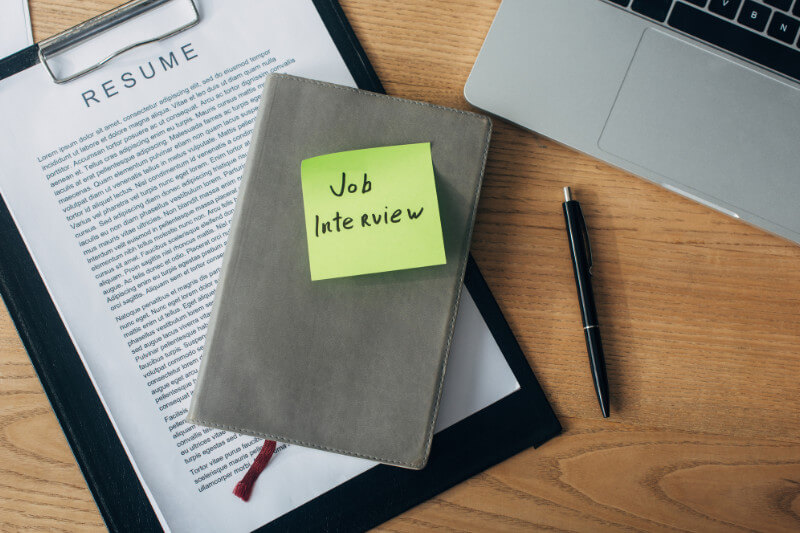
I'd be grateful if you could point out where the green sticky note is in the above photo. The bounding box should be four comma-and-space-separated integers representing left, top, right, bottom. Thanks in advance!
300, 142, 446, 281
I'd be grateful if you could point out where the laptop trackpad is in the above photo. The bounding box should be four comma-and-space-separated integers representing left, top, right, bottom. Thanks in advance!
599, 29, 800, 233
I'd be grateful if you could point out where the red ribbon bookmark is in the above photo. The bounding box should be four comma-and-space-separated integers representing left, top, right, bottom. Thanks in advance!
233, 439, 277, 502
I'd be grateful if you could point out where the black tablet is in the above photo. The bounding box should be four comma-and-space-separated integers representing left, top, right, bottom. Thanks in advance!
0, 1, 560, 530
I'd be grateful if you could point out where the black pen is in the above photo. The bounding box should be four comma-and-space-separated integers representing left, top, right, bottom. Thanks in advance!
562, 187, 609, 418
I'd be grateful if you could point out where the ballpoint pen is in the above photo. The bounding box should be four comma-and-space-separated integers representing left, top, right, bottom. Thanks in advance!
562, 187, 609, 418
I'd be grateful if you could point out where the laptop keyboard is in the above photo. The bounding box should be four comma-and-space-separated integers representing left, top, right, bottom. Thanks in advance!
604, 0, 800, 82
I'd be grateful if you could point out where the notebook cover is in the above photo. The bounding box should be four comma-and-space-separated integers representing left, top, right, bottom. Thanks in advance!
187, 74, 492, 468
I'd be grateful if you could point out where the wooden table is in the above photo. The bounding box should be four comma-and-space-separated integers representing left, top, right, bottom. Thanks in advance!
2, 1, 799, 530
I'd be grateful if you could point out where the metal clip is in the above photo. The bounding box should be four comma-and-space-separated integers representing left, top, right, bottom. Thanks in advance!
38, 0, 199, 84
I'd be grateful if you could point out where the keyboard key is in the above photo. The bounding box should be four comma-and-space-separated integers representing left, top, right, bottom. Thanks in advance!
767, 11, 800, 42
794, 0, 800, 17
632, 0, 673, 21
607, 0, 631, 6
764, 0, 792, 10
738, 0, 771, 31
709, 0, 742, 18
684, 0, 708, 5
669, 2, 800, 81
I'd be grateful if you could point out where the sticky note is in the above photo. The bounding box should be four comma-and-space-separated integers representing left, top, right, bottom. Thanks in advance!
300, 143, 446, 280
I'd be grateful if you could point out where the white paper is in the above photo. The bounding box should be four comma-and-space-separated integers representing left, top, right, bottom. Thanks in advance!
0, 1, 519, 531
0, 0, 32, 60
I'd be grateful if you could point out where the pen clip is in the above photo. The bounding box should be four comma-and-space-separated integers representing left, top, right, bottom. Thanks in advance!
578, 207, 593, 275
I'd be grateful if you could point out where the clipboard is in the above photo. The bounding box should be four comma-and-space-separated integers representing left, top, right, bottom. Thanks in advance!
0, 1, 561, 531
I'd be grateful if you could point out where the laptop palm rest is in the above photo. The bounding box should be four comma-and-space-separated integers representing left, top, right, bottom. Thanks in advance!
599, 29, 800, 234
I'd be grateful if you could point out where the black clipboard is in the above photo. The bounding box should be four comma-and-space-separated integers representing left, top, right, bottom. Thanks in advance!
0, 1, 561, 530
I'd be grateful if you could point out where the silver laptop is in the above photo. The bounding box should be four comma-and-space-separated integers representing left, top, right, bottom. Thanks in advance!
465, 0, 800, 244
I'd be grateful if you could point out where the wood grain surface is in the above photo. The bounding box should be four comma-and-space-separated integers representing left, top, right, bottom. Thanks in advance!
2, 0, 799, 531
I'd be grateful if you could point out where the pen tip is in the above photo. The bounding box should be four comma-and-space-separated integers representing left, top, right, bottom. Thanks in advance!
563, 187, 572, 202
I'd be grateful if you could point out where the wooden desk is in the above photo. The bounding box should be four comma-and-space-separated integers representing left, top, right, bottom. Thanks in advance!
2, 1, 799, 530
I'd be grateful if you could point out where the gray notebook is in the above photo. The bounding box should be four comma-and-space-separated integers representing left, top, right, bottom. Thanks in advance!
187, 74, 492, 469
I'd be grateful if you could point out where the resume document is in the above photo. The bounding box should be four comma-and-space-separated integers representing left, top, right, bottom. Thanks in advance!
0, 1, 519, 531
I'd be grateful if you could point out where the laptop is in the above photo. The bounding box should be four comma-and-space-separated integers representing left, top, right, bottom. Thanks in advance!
465, 0, 800, 244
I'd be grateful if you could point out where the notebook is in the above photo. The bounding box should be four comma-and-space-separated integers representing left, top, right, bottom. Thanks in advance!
187, 74, 492, 468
